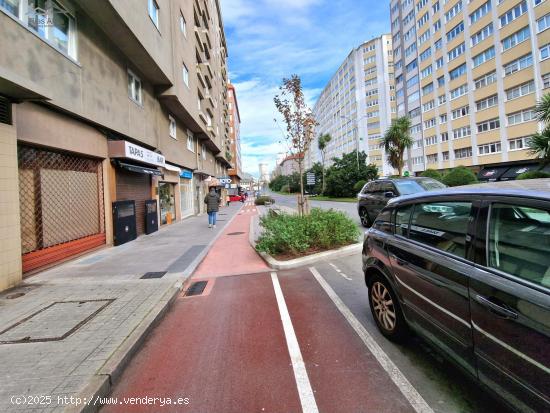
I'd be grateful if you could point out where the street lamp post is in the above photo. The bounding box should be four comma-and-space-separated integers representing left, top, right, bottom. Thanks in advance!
340, 114, 367, 171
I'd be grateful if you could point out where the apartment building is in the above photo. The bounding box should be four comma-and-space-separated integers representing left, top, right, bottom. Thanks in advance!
227, 83, 242, 185
391, 0, 550, 176
0, 0, 231, 290
306, 35, 396, 176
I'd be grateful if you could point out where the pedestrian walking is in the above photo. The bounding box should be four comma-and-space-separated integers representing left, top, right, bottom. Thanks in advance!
204, 186, 220, 228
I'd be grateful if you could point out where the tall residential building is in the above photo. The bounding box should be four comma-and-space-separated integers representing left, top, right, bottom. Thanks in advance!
0, 0, 231, 290
306, 35, 396, 176
391, 0, 550, 176
227, 84, 242, 185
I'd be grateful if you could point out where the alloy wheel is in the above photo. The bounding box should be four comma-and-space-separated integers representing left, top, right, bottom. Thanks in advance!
371, 281, 396, 331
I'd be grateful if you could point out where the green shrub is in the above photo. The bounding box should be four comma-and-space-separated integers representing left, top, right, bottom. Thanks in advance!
255, 196, 275, 205
280, 184, 290, 193
516, 170, 550, 180
353, 180, 367, 193
442, 166, 478, 187
421, 169, 443, 181
256, 208, 360, 256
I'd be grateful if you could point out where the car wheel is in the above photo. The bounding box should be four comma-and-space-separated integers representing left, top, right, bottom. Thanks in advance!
359, 208, 371, 227
368, 274, 409, 342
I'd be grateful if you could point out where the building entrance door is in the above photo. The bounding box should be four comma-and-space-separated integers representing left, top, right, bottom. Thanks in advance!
159, 182, 175, 225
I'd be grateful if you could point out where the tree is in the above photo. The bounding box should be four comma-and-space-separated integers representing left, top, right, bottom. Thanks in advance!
441, 166, 478, 187
317, 133, 332, 194
383, 117, 413, 177
325, 151, 379, 198
528, 93, 550, 169
274, 75, 316, 215
421, 169, 443, 182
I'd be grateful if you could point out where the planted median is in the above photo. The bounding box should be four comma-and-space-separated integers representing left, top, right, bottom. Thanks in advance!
255, 208, 360, 260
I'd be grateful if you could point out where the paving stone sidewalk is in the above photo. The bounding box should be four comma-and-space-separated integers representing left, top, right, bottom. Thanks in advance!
0, 203, 242, 412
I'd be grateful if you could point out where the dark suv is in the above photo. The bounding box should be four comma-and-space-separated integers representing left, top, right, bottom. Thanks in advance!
357, 177, 446, 227
363, 189, 550, 412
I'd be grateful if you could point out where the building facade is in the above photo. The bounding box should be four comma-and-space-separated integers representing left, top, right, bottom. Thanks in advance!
0, 0, 231, 290
306, 35, 396, 176
278, 155, 303, 176
227, 84, 242, 186
391, 0, 550, 175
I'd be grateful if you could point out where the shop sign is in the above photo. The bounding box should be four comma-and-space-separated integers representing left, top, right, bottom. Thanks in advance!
108, 140, 165, 167
180, 169, 193, 179
218, 177, 232, 184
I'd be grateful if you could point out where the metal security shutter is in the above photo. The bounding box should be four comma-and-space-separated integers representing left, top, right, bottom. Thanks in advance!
115, 169, 152, 235
0, 96, 11, 125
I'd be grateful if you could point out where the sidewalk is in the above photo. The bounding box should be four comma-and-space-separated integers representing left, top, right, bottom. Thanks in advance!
0, 203, 243, 412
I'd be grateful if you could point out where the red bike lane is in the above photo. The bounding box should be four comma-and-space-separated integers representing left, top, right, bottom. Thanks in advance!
102, 203, 420, 413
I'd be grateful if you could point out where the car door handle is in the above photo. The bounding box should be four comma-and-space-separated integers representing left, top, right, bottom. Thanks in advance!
475, 295, 518, 319
389, 254, 408, 266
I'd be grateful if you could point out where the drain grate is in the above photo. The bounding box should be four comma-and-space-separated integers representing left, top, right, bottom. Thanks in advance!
185, 281, 208, 296
141, 272, 167, 279
227, 232, 245, 236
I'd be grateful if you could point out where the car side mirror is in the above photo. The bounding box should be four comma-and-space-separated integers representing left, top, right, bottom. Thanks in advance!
384, 191, 395, 198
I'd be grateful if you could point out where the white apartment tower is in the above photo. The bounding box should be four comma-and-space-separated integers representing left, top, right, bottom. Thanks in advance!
307, 35, 397, 176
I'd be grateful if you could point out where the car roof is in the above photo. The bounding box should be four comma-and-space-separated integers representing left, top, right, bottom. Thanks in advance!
375, 177, 434, 182
388, 188, 550, 205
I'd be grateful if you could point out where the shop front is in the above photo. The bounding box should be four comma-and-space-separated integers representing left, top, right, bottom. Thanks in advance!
159, 164, 181, 226
180, 169, 194, 218
109, 141, 164, 243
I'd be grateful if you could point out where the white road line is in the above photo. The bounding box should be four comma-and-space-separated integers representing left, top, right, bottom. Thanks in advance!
309, 267, 434, 413
271, 272, 319, 413
328, 263, 352, 281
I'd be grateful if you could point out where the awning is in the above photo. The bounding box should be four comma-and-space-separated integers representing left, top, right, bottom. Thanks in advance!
163, 163, 181, 173
115, 161, 162, 176
500, 164, 539, 180
477, 166, 510, 181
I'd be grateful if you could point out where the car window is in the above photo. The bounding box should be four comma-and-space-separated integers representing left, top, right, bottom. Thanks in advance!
394, 179, 446, 195
380, 182, 394, 193
373, 208, 392, 233
368, 182, 381, 193
395, 204, 414, 236
409, 201, 472, 258
488, 203, 550, 288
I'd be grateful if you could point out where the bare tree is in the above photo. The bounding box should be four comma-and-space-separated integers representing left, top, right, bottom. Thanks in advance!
274, 75, 316, 215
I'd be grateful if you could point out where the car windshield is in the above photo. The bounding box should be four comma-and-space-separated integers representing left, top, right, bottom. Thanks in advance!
394, 179, 446, 195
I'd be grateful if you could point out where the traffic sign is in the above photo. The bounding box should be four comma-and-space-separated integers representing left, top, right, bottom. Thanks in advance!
306, 172, 315, 185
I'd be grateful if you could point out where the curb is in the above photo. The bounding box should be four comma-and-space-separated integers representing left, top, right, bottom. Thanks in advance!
249, 215, 362, 270
66, 205, 245, 413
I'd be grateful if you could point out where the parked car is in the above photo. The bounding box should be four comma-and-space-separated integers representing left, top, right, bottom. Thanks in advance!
357, 177, 446, 227
362, 188, 550, 412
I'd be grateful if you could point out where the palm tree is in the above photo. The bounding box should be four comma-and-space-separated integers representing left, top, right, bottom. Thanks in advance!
535, 93, 550, 124
382, 116, 413, 176
317, 133, 332, 194
529, 93, 550, 169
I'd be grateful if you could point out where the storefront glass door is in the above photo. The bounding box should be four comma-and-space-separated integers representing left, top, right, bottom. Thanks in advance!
159, 182, 175, 225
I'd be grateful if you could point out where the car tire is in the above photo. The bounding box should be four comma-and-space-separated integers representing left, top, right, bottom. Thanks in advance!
359, 208, 372, 227
368, 274, 409, 342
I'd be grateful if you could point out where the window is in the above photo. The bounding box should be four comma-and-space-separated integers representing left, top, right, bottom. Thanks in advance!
426, 153, 438, 163
476, 95, 498, 111
411, 123, 423, 133
470, 1, 491, 23
128, 70, 142, 105
475, 71, 497, 89
425, 135, 438, 145
418, 12, 430, 27
373, 209, 393, 233
409, 201, 472, 258
395, 204, 414, 237
424, 118, 437, 128
541, 43, 550, 60
447, 22, 464, 41
438, 76, 445, 87
440, 113, 447, 122
445, 1, 462, 22
454, 147, 473, 158
543, 73, 550, 88
478, 141, 502, 155
409, 107, 421, 117
436, 57, 444, 69
508, 136, 529, 150
450, 63, 466, 80
433, 19, 442, 32
419, 29, 431, 44
169, 115, 176, 138
201, 144, 207, 160
487, 203, 550, 287
187, 130, 194, 152
452, 105, 470, 119
477, 118, 500, 132
473, 47, 495, 67
453, 126, 471, 139
537, 13, 550, 32
407, 75, 419, 87
183, 63, 189, 87
420, 47, 432, 61
180, 12, 186, 37
503, 54, 533, 76
423, 100, 435, 111
441, 132, 449, 141
438, 94, 447, 105
148, 0, 159, 28
502, 26, 530, 51
506, 80, 535, 100
421, 65, 433, 79
450, 83, 468, 99
448, 42, 465, 62
3, 0, 78, 59
500, 1, 527, 27
507, 108, 536, 125
471, 23, 494, 46
433, 1, 441, 13
435, 38, 443, 50
422, 83, 434, 96
442, 150, 450, 160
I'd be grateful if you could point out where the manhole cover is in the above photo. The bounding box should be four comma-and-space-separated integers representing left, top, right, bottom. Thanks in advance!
0, 300, 114, 344
185, 281, 208, 297
227, 232, 245, 236
141, 272, 167, 279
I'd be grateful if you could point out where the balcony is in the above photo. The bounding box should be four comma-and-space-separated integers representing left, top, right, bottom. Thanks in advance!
198, 110, 208, 125
196, 65, 207, 89
194, 27, 205, 52
199, 61, 214, 79
202, 28, 212, 50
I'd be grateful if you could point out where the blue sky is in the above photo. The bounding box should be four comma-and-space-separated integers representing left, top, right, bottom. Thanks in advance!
220, 0, 390, 177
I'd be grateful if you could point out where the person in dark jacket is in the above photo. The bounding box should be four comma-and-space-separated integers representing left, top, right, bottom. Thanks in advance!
204, 187, 220, 228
